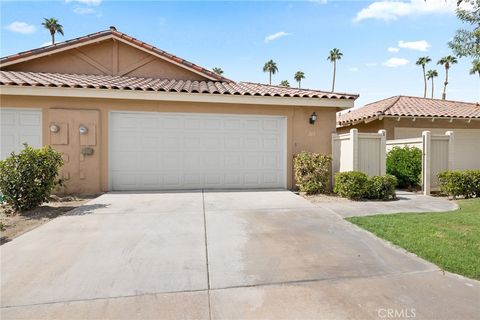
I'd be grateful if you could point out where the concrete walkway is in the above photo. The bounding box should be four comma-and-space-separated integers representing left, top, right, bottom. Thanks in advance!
313, 190, 458, 218
1, 191, 478, 319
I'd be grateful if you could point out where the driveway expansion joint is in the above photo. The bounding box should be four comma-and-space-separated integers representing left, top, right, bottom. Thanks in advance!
201, 189, 212, 320
1, 269, 450, 310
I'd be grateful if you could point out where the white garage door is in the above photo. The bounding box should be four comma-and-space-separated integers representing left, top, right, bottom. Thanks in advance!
1, 108, 42, 160
394, 127, 480, 170
109, 112, 287, 190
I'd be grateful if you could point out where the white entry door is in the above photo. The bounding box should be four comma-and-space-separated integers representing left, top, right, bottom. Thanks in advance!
1, 108, 42, 160
109, 112, 287, 190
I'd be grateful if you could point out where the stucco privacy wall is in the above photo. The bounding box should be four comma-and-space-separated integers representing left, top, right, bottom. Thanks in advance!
1, 95, 337, 193
337, 118, 480, 139
2, 39, 208, 81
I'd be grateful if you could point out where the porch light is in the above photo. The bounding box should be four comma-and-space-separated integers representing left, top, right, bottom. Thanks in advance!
49, 124, 60, 133
309, 112, 317, 125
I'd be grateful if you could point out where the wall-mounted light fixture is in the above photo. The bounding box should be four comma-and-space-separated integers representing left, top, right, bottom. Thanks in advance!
309, 112, 317, 125
79, 125, 88, 135
49, 123, 60, 133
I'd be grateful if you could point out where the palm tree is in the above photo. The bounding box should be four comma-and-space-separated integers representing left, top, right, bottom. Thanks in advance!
426, 69, 438, 99
212, 67, 224, 76
416, 56, 431, 98
280, 80, 290, 87
263, 60, 278, 85
42, 18, 64, 45
327, 48, 343, 92
437, 55, 458, 100
294, 71, 305, 88
469, 59, 480, 79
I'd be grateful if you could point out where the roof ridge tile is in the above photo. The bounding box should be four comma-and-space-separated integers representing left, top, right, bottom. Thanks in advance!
0, 70, 358, 101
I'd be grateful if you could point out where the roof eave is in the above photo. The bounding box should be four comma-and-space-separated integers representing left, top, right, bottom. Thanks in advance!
337, 114, 480, 127
0, 85, 356, 108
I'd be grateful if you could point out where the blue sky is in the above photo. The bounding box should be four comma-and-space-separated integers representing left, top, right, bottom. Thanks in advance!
1, 0, 479, 106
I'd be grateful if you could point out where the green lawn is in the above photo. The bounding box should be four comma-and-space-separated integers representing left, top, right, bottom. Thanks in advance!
347, 199, 480, 280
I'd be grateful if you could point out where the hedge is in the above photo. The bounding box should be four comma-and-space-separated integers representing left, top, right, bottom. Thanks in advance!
294, 151, 332, 195
334, 171, 397, 201
437, 170, 480, 199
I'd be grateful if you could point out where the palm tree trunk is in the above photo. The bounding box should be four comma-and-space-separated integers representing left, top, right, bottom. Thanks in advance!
431, 78, 434, 99
442, 67, 448, 100
332, 61, 336, 92
423, 66, 427, 98
269, 72, 272, 85
51, 32, 55, 45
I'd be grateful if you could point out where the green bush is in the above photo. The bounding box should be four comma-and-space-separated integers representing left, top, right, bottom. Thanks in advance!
334, 171, 368, 200
438, 170, 480, 199
294, 151, 332, 195
366, 175, 397, 200
386, 146, 422, 189
0, 144, 64, 212
468, 170, 480, 198
334, 171, 397, 200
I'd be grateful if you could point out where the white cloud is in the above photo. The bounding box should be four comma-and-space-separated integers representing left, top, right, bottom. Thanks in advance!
66, 0, 102, 5
387, 46, 399, 53
349, 67, 359, 72
366, 62, 378, 67
74, 7, 96, 14
264, 31, 290, 43
309, 0, 328, 4
4, 21, 36, 34
354, 0, 456, 22
40, 41, 52, 47
383, 57, 410, 67
398, 40, 430, 52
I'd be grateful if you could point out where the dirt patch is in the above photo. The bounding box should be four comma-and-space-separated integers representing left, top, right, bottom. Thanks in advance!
0, 195, 97, 245
302, 193, 354, 204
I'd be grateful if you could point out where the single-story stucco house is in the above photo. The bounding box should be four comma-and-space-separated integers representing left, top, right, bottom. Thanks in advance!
337, 95, 480, 170
0, 27, 358, 194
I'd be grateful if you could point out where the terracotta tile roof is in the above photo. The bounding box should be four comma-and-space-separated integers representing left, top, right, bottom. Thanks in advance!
0, 27, 229, 82
337, 95, 480, 126
0, 71, 359, 100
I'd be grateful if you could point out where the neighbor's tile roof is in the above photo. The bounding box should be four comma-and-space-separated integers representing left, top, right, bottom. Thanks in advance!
337, 95, 480, 126
0, 71, 359, 100
0, 27, 229, 82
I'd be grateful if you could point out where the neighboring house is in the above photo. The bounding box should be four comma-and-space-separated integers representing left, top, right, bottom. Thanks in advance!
337, 95, 480, 170
0, 27, 358, 193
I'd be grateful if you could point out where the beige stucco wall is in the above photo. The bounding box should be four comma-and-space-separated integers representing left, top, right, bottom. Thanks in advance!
337, 117, 480, 139
1, 94, 338, 193
1, 39, 209, 81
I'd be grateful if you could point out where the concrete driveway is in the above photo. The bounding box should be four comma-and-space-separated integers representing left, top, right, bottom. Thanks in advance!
1, 191, 478, 319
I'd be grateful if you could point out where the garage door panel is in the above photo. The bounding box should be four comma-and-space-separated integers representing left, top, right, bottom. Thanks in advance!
1, 112, 15, 125
1, 109, 42, 160
19, 112, 42, 126
110, 112, 286, 190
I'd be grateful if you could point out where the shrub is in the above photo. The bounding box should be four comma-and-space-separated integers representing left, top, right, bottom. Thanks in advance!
366, 175, 397, 201
386, 146, 422, 189
468, 170, 480, 197
0, 144, 64, 212
438, 170, 480, 199
334, 171, 368, 200
294, 151, 332, 195
334, 171, 397, 201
